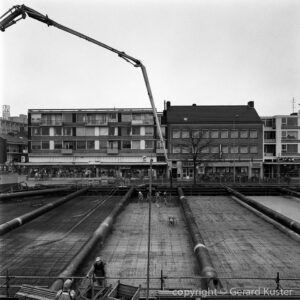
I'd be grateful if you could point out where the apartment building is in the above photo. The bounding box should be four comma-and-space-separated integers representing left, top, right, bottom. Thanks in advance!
27, 109, 167, 179
165, 101, 263, 181
262, 113, 300, 179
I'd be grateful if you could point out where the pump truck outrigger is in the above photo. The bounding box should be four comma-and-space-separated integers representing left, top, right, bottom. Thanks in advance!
0, 4, 168, 164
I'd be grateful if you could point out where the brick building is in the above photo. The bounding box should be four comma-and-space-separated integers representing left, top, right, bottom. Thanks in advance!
164, 101, 263, 181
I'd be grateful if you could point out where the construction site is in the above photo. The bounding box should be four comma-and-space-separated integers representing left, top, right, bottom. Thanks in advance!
1, 184, 300, 300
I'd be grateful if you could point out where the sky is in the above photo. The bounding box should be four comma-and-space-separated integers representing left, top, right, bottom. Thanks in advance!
0, 0, 299, 117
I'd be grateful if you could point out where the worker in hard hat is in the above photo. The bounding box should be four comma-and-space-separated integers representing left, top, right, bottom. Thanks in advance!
55, 279, 76, 300
87, 257, 106, 287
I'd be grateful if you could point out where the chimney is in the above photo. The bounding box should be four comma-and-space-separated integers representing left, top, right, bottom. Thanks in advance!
166, 101, 171, 109
248, 101, 254, 108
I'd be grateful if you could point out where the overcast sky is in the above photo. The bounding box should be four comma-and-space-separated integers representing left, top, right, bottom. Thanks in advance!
0, 0, 299, 117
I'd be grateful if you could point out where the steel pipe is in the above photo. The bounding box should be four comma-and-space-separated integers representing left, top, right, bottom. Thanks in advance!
50, 187, 134, 291
177, 188, 221, 290
223, 185, 300, 235
0, 188, 88, 236
0, 187, 71, 200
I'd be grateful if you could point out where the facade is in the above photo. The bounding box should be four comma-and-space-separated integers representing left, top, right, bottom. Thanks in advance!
27, 109, 167, 179
0, 133, 28, 164
165, 101, 263, 181
262, 113, 300, 180
0, 115, 28, 135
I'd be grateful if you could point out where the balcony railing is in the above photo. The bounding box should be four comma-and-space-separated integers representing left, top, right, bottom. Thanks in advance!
107, 148, 118, 154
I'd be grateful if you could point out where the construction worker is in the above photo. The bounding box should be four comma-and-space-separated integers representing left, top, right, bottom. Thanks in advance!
87, 257, 106, 287
163, 191, 168, 206
55, 279, 76, 300
138, 191, 143, 202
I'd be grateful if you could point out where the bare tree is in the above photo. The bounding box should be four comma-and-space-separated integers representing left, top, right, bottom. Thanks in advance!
174, 129, 216, 185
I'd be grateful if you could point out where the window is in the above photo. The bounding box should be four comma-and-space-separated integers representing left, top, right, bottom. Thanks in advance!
240, 145, 248, 153
221, 130, 228, 139
41, 141, 50, 150
63, 127, 72, 136
250, 145, 258, 153
121, 114, 132, 122
77, 114, 86, 123
240, 130, 248, 138
172, 129, 180, 138
249, 130, 258, 138
230, 145, 238, 154
230, 130, 238, 138
54, 141, 62, 149
132, 140, 140, 149
121, 127, 131, 136
63, 141, 74, 149
76, 127, 85, 136
95, 114, 107, 125
145, 140, 154, 149
287, 118, 297, 126
132, 114, 141, 120
201, 146, 209, 153
286, 131, 297, 139
182, 130, 190, 138
192, 130, 201, 138
54, 127, 62, 136
31, 114, 41, 124
264, 131, 275, 139
99, 140, 107, 149
145, 127, 154, 136
108, 113, 117, 121
264, 118, 274, 127
221, 145, 229, 153
31, 141, 41, 150
211, 130, 219, 138
87, 140, 95, 149
287, 144, 297, 153
109, 127, 116, 136
122, 140, 131, 149
99, 127, 108, 136
172, 144, 181, 153
182, 145, 190, 153
132, 127, 140, 135
282, 118, 287, 126
85, 127, 95, 136
77, 141, 86, 150
62, 114, 72, 123
282, 144, 287, 153
32, 127, 41, 136
201, 130, 209, 138
211, 146, 219, 153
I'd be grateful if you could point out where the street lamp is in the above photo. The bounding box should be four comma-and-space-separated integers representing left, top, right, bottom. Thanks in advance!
233, 114, 239, 183
146, 158, 153, 300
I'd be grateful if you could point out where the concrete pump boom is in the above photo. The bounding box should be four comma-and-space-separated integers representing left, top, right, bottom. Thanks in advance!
0, 4, 168, 163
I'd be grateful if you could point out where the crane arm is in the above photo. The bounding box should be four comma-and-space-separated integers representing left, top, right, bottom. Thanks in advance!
0, 4, 168, 162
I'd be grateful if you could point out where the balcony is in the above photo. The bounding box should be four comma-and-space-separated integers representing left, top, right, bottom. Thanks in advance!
61, 149, 73, 155
107, 148, 118, 154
